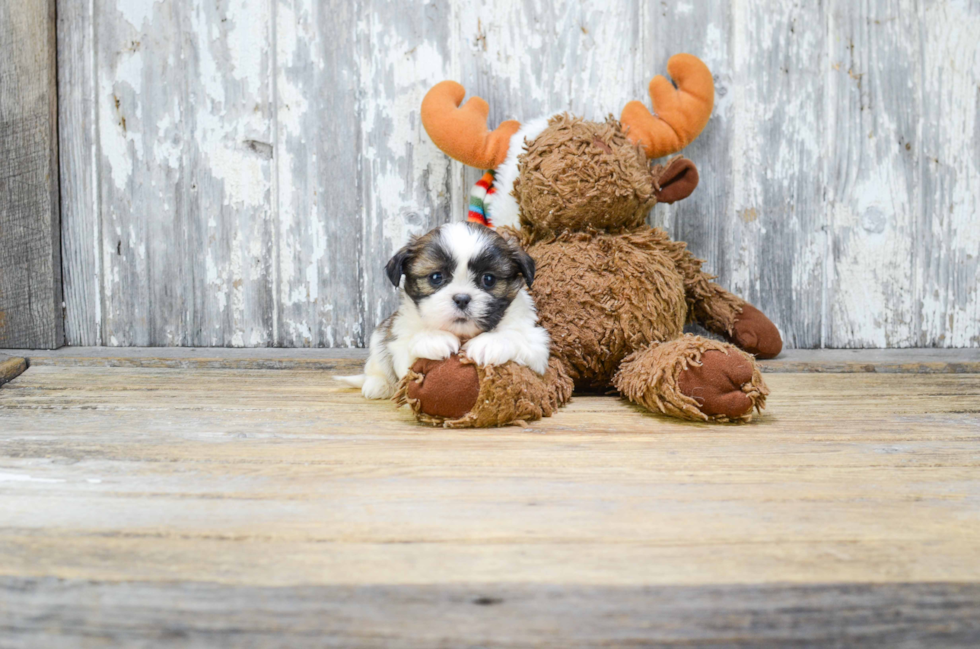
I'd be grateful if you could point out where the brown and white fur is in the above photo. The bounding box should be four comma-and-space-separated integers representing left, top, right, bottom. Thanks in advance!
340, 222, 550, 400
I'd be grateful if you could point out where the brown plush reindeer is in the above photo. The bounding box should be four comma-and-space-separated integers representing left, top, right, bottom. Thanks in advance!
397, 54, 782, 427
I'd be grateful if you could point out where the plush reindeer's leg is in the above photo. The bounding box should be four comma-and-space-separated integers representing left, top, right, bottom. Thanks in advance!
613, 335, 768, 423
395, 354, 572, 428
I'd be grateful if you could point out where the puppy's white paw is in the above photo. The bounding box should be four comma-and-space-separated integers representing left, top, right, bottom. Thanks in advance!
410, 330, 461, 362
524, 345, 551, 376
464, 332, 519, 368
361, 375, 395, 400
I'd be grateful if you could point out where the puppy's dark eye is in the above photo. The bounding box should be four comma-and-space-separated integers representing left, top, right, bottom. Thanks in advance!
481, 273, 496, 289
429, 272, 445, 287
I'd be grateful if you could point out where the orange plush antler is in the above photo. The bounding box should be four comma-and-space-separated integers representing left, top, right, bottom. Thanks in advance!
421, 81, 520, 169
622, 54, 715, 159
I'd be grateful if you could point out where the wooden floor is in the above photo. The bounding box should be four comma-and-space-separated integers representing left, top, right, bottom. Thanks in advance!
1, 350, 979, 646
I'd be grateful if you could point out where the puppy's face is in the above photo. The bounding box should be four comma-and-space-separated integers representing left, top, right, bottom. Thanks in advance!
386, 222, 535, 339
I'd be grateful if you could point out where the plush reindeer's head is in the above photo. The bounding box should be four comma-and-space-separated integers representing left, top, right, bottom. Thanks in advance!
512, 115, 705, 235
421, 54, 714, 238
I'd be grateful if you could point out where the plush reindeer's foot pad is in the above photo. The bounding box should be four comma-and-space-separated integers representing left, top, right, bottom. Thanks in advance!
395, 355, 572, 428
403, 355, 480, 420
727, 303, 783, 359
614, 334, 769, 423
677, 350, 759, 420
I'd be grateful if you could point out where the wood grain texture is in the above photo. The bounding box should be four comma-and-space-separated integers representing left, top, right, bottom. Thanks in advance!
730, 0, 827, 349
56, 0, 980, 348
918, 0, 980, 347
0, 0, 63, 349
828, 0, 920, 347
457, 0, 642, 124
0, 356, 28, 387
58, 0, 102, 346
2, 346, 368, 372
275, 0, 364, 347
0, 365, 979, 643
3, 579, 979, 647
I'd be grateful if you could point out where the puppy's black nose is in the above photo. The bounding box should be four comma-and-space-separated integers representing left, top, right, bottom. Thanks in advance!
453, 293, 471, 310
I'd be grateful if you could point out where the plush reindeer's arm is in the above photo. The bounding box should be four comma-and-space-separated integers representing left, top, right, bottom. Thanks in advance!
665, 244, 739, 331
689, 280, 782, 360
662, 238, 783, 360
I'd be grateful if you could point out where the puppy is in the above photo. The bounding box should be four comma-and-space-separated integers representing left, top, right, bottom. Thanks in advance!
341, 222, 550, 400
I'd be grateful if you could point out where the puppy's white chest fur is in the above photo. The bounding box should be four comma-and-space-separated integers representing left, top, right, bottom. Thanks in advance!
341, 222, 551, 401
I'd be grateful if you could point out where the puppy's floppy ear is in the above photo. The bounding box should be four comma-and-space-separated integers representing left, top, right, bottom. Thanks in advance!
385, 243, 414, 287
511, 246, 536, 288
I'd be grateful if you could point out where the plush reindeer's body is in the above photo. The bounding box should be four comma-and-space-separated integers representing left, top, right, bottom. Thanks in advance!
397, 54, 782, 426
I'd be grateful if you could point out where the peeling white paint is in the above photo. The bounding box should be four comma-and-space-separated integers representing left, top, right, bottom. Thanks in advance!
919, 0, 980, 347
830, 162, 915, 346
117, 0, 159, 30
208, 145, 268, 208
188, 5, 226, 106
225, 0, 266, 89
98, 61, 144, 192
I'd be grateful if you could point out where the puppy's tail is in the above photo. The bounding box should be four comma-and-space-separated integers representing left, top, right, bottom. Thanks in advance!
336, 374, 366, 389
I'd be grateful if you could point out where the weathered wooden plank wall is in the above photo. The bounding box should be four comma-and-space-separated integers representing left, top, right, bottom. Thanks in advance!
0, 0, 63, 349
57, 0, 980, 348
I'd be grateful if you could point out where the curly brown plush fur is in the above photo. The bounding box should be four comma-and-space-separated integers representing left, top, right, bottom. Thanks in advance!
515, 116, 655, 237
515, 227, 687, 391
507, 225, 749, 392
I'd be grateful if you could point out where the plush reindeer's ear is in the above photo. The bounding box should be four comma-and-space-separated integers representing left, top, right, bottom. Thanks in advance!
512, 247, 536, 288
385, 244, 414, 287
653, 157, 699, 204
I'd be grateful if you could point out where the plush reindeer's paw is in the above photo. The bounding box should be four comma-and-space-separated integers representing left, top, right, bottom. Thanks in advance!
677, 350, 759, 420
727, 303, 782, 359
403, 355, 480, 420
614, 335, 768, 423
395, 355, 572, 428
